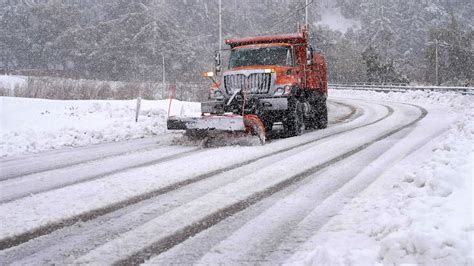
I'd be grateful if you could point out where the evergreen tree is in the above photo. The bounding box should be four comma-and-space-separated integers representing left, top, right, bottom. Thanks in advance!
0, 0, 471, 84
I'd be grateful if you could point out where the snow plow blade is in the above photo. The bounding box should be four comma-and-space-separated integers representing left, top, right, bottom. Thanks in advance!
167, 115, 246, 131
167, 114, 266, 145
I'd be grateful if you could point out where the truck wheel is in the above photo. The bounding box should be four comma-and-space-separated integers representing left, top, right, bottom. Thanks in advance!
284, 100, 304, 137
262, 117, 273, 132
304, 101, 317, 130
305, 115, 317, 130
304, 92, 320, 130
264, 122, 273, 132
316, 101, 328, 129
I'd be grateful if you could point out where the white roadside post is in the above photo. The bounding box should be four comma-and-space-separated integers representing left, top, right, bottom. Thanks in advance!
135, 97, 141, 122
435, 39, 439, 86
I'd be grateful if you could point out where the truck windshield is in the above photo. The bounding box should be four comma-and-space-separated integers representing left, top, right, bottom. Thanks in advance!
229, 46, 292, 68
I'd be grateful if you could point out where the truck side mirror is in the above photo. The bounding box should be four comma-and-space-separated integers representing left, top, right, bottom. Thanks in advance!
306, 46, 314, 65
215, 52, 221, 73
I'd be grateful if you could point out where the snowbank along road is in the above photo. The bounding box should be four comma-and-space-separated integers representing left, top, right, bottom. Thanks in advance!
0, 92, 472, 265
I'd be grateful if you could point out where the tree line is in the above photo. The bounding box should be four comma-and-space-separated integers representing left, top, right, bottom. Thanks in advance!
0, 0, 472, 86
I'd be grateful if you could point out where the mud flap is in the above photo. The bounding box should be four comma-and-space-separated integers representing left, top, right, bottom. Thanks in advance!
243, 114, 266, 145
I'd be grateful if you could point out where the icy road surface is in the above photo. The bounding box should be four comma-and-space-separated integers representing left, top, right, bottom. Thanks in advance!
0, 92, 472, 265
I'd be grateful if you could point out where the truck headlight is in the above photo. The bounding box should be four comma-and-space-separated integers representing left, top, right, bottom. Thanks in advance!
274, 85, 292, 96
212, 89, 224, 100
264, 68, 276, 74
274, 87, 285, 96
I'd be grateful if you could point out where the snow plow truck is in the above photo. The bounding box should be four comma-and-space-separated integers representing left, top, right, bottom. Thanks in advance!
167, 27, 328, 144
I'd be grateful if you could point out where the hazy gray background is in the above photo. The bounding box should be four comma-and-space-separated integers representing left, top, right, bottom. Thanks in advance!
1, 0, 472, 85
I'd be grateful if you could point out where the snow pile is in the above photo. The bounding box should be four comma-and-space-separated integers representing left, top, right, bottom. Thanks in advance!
0, 97, 200, 158
331, 89, 472, 110
376, 119, 472, 265
375, 113, 473, 265
295, 91, 473, 265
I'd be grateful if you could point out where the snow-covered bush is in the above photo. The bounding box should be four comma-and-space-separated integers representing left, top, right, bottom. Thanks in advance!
8, 76, 208, 101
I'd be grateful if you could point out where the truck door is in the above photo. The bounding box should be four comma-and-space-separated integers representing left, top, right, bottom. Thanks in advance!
293, 46, 305, 89
304, 46, 318, 90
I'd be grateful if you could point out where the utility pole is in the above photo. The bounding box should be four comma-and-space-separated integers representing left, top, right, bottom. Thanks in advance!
219, 0, 222, 52
162, 52, 166, 89
305, 0, 309, 27
435, 39, 439, 86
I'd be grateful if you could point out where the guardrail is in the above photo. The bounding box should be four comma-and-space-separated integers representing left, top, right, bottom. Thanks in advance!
329, 83, 474, 95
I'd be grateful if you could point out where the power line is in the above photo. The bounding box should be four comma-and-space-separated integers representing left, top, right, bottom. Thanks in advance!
426, 41, 474, 53
4, 33, 214, 54
265, 0, 314, 34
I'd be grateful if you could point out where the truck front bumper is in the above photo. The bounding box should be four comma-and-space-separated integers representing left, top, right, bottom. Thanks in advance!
201, 97, 288, 114
259, 97, 288, 111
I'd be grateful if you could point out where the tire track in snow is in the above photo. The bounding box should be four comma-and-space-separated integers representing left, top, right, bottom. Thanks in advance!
90, 103, 426, 265
145, 98, 398, 265
0, 102, 364, 264
329, 101, 358, 124
0, 101, 355, 204
0, 101, 376, 250
0, 147, 203, 204
191, 105, 444, 264
276, 127, 451, 264
0, 100, 351, 183
266, 100, 359, 142
154, 127, 416, 264
0, 137, 172, 181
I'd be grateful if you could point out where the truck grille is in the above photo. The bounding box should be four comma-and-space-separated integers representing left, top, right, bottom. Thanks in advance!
224, 73, 272, 95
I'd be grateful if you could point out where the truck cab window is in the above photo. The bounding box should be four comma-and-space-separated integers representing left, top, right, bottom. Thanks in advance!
286, 49, 292, 66
229, 46, 292, 68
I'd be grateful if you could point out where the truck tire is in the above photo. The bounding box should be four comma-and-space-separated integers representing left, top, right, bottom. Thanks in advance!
316, 100, 328, 129
304, 91, 321, 130
304, 101, 317, 130
262, 117, 273, 132
284, 100, 304, 137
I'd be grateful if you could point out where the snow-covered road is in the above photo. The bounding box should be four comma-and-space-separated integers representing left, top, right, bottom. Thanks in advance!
0, 93, 472, 265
